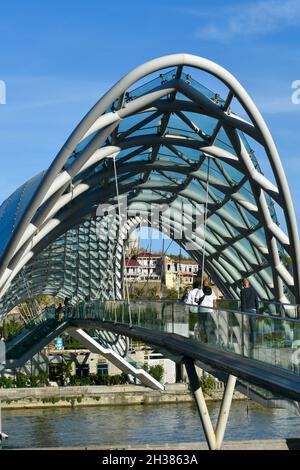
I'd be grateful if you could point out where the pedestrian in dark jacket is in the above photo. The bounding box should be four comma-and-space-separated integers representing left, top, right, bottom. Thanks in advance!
240, 278, 258, 313
240, 278, 258, 353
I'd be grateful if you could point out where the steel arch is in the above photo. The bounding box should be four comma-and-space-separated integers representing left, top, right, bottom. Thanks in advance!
0, 53, 299, 315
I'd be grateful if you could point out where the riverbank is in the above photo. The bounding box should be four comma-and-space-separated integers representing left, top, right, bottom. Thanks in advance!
15, 439, 300, 450
0, 384, 246, 409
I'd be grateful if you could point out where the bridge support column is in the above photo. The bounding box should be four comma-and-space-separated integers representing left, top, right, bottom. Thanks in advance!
0, 398, 8, 443
215, 374, 237, 449
184, 358, 217, 450
184, 358, 236, 450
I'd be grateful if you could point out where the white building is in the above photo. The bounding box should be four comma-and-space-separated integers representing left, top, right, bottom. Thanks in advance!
125, 252, 200, 287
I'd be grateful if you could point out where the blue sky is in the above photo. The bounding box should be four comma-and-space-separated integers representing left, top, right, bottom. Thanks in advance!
0, 0, 300, 255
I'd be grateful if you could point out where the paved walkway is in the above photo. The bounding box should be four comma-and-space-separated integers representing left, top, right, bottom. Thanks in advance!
15, 439, 300, 450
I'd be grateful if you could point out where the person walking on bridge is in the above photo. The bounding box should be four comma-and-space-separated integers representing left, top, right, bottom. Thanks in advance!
185, 280, 201, 305
197, 279, 217, 309
240, 278, 258, 354
196, 279, 217, 344
240, 278, 258, 314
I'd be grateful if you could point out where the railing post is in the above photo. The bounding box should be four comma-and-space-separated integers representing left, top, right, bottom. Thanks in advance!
216, 309, 219, 346
172, 303, 174, 334
241, 312, 244, 357
138, 303, 141, 327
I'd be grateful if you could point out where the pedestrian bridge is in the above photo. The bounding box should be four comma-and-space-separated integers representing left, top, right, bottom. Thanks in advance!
1, 53, 300, 449
2, 299, 300, 449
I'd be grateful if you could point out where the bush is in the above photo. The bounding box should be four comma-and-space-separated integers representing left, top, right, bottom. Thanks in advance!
199, 374, 216, 395
29, 375, 40, 387
27, 371, 49, 388
119, 373, 129, 384
109, 375, 121, 385
68, 373, 128, 386
149, 364, 164, 383
97, 374, 109, 385
166, 289, 179, 299
80, 376, 92, 386
0, 376, 14, 388
37, 371, 48, 385
142, 364, 164, 383
16, 373, 28, 388
69, 376, 82, 386
50, 397, 60, 404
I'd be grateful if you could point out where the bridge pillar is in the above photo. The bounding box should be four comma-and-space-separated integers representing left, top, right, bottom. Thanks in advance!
215, 374, 237, 449
184, 358, 217, 450
0, 398, 8, 443
184, 357, 236, 450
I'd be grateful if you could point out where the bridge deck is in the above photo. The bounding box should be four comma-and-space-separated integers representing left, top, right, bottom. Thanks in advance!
3, 300, 300, 405
71, 319, 300, 402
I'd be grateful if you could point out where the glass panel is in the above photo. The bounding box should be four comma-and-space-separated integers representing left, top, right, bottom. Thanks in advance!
185, 112, 218, 137
187, 75, 226, 107
217, 201, 248, 227
126, 69, 177, 101
236, 181, 256, 204
68, 300, 300, 378
0, 171, 46, 257
5, 305, 58, 358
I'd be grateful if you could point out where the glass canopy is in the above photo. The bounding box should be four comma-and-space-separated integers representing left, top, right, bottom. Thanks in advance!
0, 54, 298, 316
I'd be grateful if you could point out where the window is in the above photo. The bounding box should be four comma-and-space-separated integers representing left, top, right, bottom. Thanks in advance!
75, 364, 89, 377
97, 363, 108, 375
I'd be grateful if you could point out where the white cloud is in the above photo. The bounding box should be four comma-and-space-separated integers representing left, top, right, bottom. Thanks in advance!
193, 0, 300, 42
3, 75, 110, 111
255, 95, 300, 114
244, 77, 300, 114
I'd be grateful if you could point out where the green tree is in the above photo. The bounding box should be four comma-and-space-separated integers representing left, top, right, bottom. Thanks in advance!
2, 318, 23, 339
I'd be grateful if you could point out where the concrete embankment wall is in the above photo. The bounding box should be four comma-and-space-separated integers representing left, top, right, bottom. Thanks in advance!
0, 384, 246, 409
30, 439, 299, 450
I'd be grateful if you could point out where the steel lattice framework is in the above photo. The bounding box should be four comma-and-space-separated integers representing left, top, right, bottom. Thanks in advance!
0, 53, 299, 316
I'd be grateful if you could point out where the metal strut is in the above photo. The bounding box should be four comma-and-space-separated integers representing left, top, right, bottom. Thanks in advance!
112, 154, 132, 325
200, 157, 210, 289
184, 357, 236, 450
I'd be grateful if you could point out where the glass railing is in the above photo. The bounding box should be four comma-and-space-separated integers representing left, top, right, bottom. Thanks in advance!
5, 305, 57, 351
69, 300, 300, 377
216, 299, 300, 319
6, 298, 300, 373
257, 300, 299, 319
5, 306, 66, 360
6, 318, 61, 360
237, 379, 283, 400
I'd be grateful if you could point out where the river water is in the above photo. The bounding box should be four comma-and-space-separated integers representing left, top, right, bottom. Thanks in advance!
2, 401, 300, 448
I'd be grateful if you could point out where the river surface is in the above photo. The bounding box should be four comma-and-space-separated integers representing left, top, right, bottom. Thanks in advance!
2, 401, 300, 448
